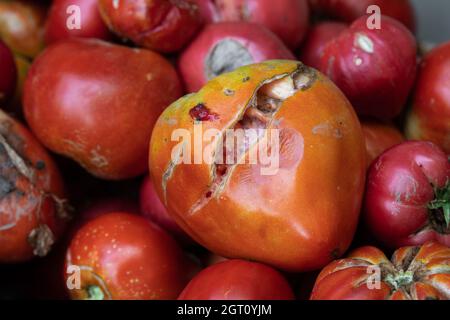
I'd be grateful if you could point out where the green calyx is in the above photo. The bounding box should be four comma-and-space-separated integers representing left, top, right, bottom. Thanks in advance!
384, 271, 414, 290
428, 179, 450, 229
86, 285, 105, 300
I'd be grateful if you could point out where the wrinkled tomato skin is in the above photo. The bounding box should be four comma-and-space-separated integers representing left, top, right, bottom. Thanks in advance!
318, 16, 417, 120
65, 212, 190, 300
0, 110, 67, 263
150, 60, 366, 272
23, 38, 182, 180
0, 40, 17, 106
308, 0, 416, 32
98, 0, 202, 53
45, 0, 112, 45
0, 1, 46, 58
361, 120, 404, 168
178, 260, 295, 300
311, 241, 450, 300
364, 141, 450, 249
178, 22, 295, 93
298, 21, 348, 69
406, 42, 450, 153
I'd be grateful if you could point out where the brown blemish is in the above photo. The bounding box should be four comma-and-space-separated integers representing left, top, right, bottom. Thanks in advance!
189, 103, 219, 122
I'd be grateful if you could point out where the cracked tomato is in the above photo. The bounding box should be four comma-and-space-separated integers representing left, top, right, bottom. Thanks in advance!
149, 60, 366, 272
311, 241, 450, 300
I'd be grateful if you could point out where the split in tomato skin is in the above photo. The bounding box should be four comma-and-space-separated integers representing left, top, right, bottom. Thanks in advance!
178, 259, 295, 300
364, 141, 450, 249
65, 212, 191, 300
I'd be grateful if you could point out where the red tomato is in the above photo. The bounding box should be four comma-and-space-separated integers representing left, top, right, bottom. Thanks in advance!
65, 212, 190, 300
178, 22, 295, 93
406, 41, 450, 154
178, 260, 295, 300
0, 40, 17, 106
364, 141, 450, 248
311, 241, 450, 300
361, 120, 404, 167
45, 0, 112, 44
318, 15, 417, 120
23, 38, 182, 180
0, 110, 69, 263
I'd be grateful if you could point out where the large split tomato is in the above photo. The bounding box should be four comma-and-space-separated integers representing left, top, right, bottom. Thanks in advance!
150, 60, 366, 272
311, 241, 450, 300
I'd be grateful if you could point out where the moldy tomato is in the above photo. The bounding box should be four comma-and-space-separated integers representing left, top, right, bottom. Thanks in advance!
65, 212, 190, 300
311, 241, 450, 300
364, 141, 450, 248
150, 60, 366, 272
24, 38, 182, 180
406, 41, 450, 154
0, 110, 69, 263
178, 259, 295, 300
178, 22, 295, 93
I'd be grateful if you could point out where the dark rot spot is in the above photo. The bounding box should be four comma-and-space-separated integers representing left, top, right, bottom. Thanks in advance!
243, 76, 250, 82
189, 104, 219, 122
0, 176, 14, 198
206, 191, 212, 198
331, 248, 340, 259
35, 160, 46, 170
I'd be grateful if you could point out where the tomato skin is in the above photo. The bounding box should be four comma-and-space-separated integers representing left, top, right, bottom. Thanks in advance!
65, 212, 190, 300
318, 16, 417, 120
178, 22, 295, 93
150, 60, 366, 272
311, 241, 450, 300
23, 38, 182, 180
178, 260, 295, 300
0, 40, 17, 106
98, 0, 202, 53
0, 1, 46, 58
0, 110, 68, 263
361, 120, 404, 168
298, 21, 348, 70
308, 0, 416, 32
45, 0, 112, 45
364, 141, 450, 249
406, 41, 450, 154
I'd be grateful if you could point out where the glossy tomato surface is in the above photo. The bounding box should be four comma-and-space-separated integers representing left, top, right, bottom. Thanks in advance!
24, 38, 182, 180
150, 60, 366, 272
179, 260, 295, 300
311, 241, 450, 300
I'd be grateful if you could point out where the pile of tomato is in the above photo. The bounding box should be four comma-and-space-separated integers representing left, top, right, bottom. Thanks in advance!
0, 0, 449, 300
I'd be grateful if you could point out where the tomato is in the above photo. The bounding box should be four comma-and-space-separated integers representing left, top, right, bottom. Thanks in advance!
98, 0, 202, 53
364, 141, 450, 248
405, 41, 450, 154
361, 120, 404, 167
150, 60, 366, 272
311, 241, 450, 300
298, 21, 348, 69
0, 40, 17, 107
178, 22, 295, 93
308, 0, 416, 32
7, 54, 30, 116
0, 0, 46, 58
45, 0, 112, 44
318, 15, 417, 120
65, 212, 190, 300
23, 38, 182, 180
194, 0, 310, 49
0, 110, 69, 263
178, 259, 294, 300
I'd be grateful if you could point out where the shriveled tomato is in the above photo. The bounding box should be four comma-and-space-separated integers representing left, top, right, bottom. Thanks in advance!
0, 40, 17, 107
0, 110, 69, 263
24, 38, 182, 180
150, 60, 366, 272
308, 0, 416, 32
98, 0, 202, 53
45, 0, 112, 44
178, 259, 294, 300
318, 15, 417, 120
65, 212, 190, 300
178, 22, 295, 93
361, 120, 404, 167
311, 241, 450, 300
406, 41, 450, 154
364, 141, 450, 248
0, 0, 46, 58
